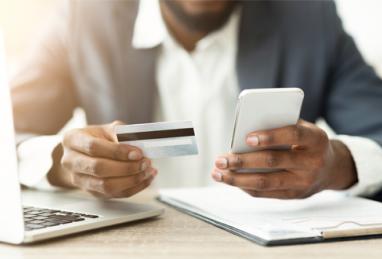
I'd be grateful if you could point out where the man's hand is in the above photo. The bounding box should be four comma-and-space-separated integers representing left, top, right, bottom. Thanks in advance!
48, 121, 157, 198
212, 120, 358, 199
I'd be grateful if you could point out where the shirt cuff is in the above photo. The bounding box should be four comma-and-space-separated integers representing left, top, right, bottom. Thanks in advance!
17, 135, 63, 191
333, 135, 382, 197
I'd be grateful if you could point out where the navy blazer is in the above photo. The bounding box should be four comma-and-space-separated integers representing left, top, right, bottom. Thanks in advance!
11, 0, 382, 188
12, 0, 382, 145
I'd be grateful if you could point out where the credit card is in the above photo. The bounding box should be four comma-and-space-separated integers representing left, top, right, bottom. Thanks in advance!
115, 121, 198, 159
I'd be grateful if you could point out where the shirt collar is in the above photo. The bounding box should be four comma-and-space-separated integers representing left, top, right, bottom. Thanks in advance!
132, 0, 241, 51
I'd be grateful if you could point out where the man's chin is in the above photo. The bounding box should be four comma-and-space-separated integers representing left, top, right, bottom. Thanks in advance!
161, 0, 239, 33
180, 0, 235, 14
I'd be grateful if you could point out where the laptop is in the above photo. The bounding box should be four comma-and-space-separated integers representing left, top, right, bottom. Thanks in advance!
0, 32, 164, 244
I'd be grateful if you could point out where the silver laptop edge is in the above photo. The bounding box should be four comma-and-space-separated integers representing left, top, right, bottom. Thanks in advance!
0, 32, 164, 244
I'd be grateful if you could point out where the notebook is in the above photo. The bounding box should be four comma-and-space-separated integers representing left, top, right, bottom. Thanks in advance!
159, 186, 382, 246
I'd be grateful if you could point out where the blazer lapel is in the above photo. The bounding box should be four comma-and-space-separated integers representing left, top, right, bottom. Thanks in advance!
112, 0, 159, 124
237, 2, 281, 91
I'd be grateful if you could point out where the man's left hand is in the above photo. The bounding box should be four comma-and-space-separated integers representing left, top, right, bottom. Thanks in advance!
212, 120, 358, 199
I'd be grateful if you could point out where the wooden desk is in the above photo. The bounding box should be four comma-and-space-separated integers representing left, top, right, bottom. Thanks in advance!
1, 190, 381, 259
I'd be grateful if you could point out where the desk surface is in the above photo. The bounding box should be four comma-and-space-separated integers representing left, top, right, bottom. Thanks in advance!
1, 189, 381, 259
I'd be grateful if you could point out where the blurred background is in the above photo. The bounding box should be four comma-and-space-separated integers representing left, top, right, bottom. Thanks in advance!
1, 0, 382, 76
1, 0, 382, 130
0, 0, 381, 139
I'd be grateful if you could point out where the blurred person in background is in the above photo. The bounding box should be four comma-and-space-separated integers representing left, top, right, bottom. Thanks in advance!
11, 0, 382, 199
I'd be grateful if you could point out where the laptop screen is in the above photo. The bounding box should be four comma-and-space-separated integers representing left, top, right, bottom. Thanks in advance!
0, 31, 25, 244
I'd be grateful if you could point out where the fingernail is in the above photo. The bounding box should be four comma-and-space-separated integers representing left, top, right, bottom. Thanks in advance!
212, 170, 223, 182
141, 162, 148, 171
247, 135, 259, 146
215, 157, 228, 169
128, 150, 142, 160
151, 168, 158, 177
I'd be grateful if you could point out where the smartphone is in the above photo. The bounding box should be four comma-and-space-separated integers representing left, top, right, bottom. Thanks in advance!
230, 88, 304, 155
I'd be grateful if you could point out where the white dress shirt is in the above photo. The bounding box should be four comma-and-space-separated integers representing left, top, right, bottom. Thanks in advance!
18, 0, 382, 196
133, 0, 240, 188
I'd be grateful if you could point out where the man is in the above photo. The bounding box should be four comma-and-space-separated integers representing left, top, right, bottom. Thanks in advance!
12, 0, 382, 199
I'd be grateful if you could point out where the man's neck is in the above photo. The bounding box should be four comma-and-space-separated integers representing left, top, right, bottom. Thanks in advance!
160, 2, 208, 52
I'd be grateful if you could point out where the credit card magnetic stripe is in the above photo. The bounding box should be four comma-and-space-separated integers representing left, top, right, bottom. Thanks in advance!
117, 128, 195, 141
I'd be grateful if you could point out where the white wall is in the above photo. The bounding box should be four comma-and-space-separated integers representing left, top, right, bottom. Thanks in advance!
336, 0, 382, 76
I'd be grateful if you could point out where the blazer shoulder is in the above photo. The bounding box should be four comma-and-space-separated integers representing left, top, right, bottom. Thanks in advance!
269, 0, 338, 27
264, 0, 342, 47
68, 0, 138, 28
69, 0, 138, 13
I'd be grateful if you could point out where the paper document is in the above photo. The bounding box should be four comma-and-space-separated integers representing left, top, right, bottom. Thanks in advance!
159, 186, 382, 246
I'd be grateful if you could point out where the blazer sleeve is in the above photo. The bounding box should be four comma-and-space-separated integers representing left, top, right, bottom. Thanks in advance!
11, 2, 78, 135
324, 2, 382, 145
323, 1, 382, 145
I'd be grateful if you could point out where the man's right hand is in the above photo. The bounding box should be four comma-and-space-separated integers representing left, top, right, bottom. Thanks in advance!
48, 121, 157, 198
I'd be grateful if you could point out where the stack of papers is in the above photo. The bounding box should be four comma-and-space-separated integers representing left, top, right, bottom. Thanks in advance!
159, 186, 382, 246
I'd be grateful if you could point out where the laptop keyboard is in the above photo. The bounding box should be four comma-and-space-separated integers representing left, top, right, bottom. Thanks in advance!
23, 206, 99, 231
